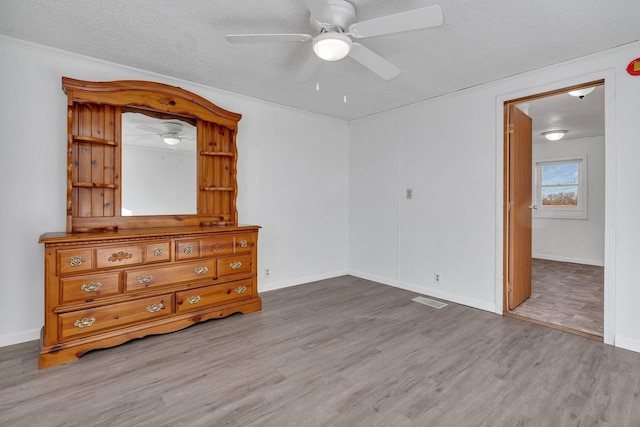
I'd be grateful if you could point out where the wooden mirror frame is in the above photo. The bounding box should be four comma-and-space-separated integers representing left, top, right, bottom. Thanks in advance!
62, 77, 242, 233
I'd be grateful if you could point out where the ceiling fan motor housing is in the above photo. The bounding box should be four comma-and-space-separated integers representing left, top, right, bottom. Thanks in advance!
310, 0, 356, 32
163, 122, 184, 133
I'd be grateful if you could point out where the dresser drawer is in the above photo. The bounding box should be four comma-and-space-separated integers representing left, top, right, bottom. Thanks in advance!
58, 248, 94, 274
96, 244, 144, 269
234, 234, 255, 253
124, 259, 218, 292
218, 254, 253, 277
200, 235, 236, 258
60, 272, 120, 303
174, 233, 255, 260
59, 294, 173, 340
175, 279, 253, 314
175, 240, 200, 260
145, 241, 171, 263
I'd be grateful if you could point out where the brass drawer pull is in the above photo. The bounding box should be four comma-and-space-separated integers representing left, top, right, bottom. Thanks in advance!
186, 295, 201, 305
153, 248, 164, 257
136, 275, 154, 284
230, 261, 242, 270
80, 282, 102, 292
235, 285, 247, 294
69, 256, 84, 267
239, 240, 248, 248
74, 317, 95, 328
146, 302, 164, 313
183, 246, 193, 254
194, 266, 209, 275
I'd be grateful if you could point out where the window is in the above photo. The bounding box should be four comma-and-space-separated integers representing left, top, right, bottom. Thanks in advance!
534, 156, 587, 219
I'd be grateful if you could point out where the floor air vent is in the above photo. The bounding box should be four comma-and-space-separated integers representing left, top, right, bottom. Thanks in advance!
412, 296, 447, 309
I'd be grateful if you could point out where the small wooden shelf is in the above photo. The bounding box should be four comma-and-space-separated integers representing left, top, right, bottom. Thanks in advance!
72, 182, 119, 189
200, 186, 234, 192
200, 151, 235, 157
72, 135, 118, 146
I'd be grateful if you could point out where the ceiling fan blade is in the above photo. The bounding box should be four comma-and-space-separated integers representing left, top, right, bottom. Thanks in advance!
136, 124, 163, 134
348, 5, 443, 39
300, 0, 335, 26
122, 133, 159, 138
348, 43, 401, 80
226, 34, 312, 43
295, 50, 322, 82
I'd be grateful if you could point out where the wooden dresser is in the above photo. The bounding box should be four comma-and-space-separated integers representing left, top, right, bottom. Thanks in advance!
39, 78, 261, 368
39, 226, 260, 369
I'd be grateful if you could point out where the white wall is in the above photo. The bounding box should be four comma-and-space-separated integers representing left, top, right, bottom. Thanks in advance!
532, 136, 605, 266
349, 93, 497, 311
349, 41, 640, 352
349, 112, 400, 280
0, 37, 349, 346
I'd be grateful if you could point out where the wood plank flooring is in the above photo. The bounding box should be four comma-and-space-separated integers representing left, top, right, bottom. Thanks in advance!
2, 276, 638, 426
510, 258, 604, 337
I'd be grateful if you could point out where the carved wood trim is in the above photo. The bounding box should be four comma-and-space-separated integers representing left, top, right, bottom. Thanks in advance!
62, 77, 241, 129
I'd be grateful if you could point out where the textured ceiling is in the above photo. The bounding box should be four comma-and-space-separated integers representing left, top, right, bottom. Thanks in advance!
524, 85, 605, 145
0, 0, 638, 120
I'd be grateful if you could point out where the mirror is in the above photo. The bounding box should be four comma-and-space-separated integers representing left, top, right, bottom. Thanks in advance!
121, 110, 197, 216
63, 77, 242, 232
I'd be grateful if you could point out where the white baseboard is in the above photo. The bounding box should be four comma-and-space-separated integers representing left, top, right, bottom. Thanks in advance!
613, 336, 640, 354
0, 328, 40, 348
532, 253, 604, 267
258, 269, 349, 293
348, 270, 496, 313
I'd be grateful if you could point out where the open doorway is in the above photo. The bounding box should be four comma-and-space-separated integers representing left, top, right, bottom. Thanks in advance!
503, 80, 605, 340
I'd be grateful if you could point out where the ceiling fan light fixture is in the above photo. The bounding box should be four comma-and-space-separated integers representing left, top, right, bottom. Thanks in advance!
312, 32, 352, 61
163, 133, 181, 145
542, 130, 567, 141
568, 87, 595, 99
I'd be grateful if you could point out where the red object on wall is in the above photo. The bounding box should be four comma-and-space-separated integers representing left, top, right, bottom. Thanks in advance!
627, 58, 640, 76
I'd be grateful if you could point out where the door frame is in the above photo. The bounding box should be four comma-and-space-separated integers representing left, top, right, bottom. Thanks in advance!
496, 72, 616, 345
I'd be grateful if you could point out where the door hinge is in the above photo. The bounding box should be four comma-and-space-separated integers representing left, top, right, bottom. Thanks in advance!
508, 281, 513, 293
508, 123, 514, 134
508, 201, 513, 211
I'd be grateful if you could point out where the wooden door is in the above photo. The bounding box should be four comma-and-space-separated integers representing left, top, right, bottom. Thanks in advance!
507, 104, 532, 309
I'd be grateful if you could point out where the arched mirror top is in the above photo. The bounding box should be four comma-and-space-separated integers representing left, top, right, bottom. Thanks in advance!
62, 77, 241, 128
62, 77, 242, 233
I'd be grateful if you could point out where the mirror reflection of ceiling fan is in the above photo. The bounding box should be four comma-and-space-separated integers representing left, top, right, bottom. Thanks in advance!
136, 122, 194, 145
226, 0, 443, 81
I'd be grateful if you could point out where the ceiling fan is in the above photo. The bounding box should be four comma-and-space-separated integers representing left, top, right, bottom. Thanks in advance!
226, 0, 443, 81
136, 122, 192, 145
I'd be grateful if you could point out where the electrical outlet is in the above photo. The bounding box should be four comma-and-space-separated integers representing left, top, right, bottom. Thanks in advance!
434, 273, 441, 284
265, 268, 270, 278
406, 188, 413, 199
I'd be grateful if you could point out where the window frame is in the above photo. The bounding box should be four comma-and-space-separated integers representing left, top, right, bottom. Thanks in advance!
533, 155, 588, 220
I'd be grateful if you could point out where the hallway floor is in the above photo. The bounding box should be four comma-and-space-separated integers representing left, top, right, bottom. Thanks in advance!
510, 258, 604, 337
